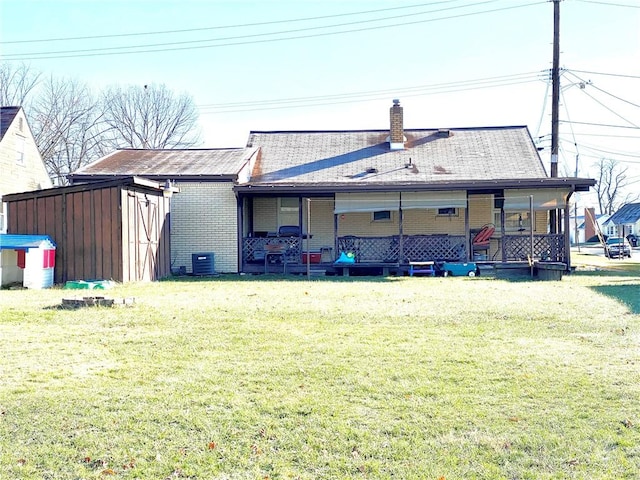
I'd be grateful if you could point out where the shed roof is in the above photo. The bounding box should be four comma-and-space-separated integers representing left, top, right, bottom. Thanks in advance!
2, 176, 169, 202
69, 147, 258, 181
606, 203, 640, 225
0, 234, 56, 250
0, 106, 21, 141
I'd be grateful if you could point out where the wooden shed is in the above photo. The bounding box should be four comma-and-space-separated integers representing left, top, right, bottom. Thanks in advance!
2, 176, 174, 284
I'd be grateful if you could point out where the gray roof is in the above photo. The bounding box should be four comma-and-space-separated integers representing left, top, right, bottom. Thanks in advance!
246, 127, 549, 186
607, 203, 640, 225
0, 106, 20, 141
70, 148, 258, 181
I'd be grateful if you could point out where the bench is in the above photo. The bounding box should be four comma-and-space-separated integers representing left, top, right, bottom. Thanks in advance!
408, 261, 435, 277
336, 262, 399, 277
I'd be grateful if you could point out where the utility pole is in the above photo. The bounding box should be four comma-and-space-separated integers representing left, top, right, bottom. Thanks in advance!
550, 0, 561, 234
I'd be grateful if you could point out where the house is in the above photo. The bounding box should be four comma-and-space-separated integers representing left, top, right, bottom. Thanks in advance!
67, 100, 596, 275
2, 177, 174, 284
235, 100, 595, 273
573, 207, 610, 244
603, 202, 640, 239
0, 106, 52, 233
68, 148, 259, 274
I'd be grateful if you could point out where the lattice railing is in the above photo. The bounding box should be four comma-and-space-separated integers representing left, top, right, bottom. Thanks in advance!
337, 235, 467, 263
502, 234, 565, 262
243, 237, 302, 263
401, 235, 466, 262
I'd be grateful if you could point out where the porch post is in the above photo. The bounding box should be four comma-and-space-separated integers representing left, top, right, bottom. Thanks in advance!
334, 202, 339, 260
501, 208, 507, 262
237, 194, 244, 273
564, 192, 573, 270
398, 192, 404, 263
464, 192, 470, 262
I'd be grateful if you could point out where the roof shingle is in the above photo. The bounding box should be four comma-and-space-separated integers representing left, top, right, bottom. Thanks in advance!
72, 148, 258, 179
246, 127, 547, 186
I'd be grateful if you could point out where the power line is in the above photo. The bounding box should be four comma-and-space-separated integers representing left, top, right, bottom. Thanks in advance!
0, 0, 463, 44
198, 71, 544, 110
567, 69, 640, 80
561, 121, 640, 130
575, 89, 640, 128
565, 70, 640, 109
574, 0, 640, 8
198, 76, 545, 114
3, 1, 544, 61
559, 132, 640, 139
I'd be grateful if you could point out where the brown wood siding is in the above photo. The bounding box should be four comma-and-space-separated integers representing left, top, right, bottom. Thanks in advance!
4, 180, 171, 284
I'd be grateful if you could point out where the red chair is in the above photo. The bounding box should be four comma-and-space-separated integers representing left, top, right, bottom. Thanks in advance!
472, 224, 495, 258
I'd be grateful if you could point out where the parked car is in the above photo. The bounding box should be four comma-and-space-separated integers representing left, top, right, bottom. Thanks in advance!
604, 237, 632, 258
627, 234, 638, 247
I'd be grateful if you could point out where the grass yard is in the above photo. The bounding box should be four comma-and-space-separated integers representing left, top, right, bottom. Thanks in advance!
1, 262, 639, 479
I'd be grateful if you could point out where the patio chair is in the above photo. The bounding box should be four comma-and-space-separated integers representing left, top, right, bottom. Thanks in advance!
471, 224, 495, 259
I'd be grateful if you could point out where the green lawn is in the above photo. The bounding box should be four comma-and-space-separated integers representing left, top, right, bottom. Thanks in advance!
1, 268, 639, 479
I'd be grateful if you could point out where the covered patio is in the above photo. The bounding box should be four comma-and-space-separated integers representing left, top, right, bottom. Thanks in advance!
236, 182, 586, 275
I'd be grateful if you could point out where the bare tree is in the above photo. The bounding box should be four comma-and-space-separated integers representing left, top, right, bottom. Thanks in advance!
0, 63, 41, 106
594, 158, 639, 215
101, 83, 201, 149
30, 77, 108, 185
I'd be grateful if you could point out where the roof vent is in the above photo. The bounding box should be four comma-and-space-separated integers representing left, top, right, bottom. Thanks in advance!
437, 129, 451, 138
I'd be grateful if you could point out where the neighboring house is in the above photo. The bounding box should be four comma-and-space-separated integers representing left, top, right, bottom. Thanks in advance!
0, 106, 52, 233
68, 100, 596, 275
69, 148, 259, 274
572, 208, 610, 244
603, 202, 640, 238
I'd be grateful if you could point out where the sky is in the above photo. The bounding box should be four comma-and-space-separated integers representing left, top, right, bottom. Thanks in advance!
1, 0, 639, 209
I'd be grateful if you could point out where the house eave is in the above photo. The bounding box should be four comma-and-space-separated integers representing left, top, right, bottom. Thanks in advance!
68, 173, 238, 184
233, 177, 596, 195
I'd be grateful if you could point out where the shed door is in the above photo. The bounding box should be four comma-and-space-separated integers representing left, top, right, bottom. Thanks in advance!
134, 193, 158, 281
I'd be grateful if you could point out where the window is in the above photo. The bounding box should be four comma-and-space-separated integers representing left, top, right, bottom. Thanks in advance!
279, 197, 299, 212
372, 210, 392, 222
15, 135, 25, 164
437, 207, 457, 216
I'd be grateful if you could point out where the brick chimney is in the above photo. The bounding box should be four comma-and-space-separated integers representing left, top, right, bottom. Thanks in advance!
389, 99, 405, 150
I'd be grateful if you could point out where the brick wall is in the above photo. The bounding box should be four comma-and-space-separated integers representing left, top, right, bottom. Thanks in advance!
170, 182, 238, 273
